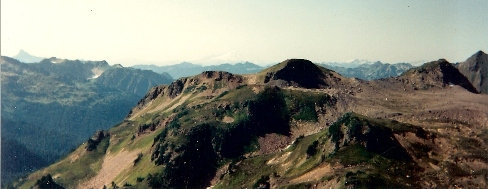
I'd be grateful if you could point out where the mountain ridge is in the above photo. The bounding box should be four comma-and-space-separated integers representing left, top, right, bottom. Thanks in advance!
12, 52, 488, 188
133, 61, 264, 79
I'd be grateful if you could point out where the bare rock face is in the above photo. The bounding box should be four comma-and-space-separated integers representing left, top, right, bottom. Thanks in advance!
400, 59, 478, 93
167, 79, 186, 98
32, 174, 64, 189
456, 50, 488, 94
86, 130, 109, 151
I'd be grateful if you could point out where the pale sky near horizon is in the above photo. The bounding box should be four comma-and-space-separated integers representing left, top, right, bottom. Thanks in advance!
1, 0, 487, 66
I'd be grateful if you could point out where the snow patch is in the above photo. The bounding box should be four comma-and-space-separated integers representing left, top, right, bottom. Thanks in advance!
50, 58, 66, 64
89, 73, 102, 79
88, 67, 105, 79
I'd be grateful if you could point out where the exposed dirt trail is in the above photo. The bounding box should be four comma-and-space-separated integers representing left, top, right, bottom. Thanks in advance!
80, 149, 141, 189
289, 164, 333, 184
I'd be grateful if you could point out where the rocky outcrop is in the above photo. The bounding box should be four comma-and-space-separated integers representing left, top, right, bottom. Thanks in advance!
32, 174, 65, 189
86, 130, 109, 151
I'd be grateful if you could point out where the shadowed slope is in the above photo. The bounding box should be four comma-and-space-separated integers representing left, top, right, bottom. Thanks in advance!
456, 50, 488, 94
259, 59, 343, 89
400, 59, 477, 93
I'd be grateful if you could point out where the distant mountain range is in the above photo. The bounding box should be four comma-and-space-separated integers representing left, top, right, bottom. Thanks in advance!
320, 61, 414, 80
0, 56, 172, 184
13, 50, 418, 81
133, 62, 264, 79
135, 60, 415, 81
321, 59, 381, 68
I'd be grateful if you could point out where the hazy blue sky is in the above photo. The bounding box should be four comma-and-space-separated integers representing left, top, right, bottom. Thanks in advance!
1, 0, 487, 66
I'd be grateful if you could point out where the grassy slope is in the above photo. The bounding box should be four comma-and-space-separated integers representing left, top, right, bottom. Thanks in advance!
17, 81, 339, 188
215, 113, 426, 188
16, 136, 110, 189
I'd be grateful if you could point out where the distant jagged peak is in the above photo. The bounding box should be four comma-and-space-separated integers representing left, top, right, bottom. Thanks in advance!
13, 49, 44, 63
15, 49, 34, 58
